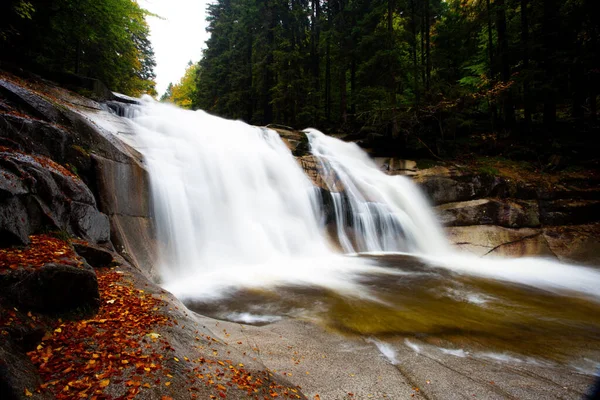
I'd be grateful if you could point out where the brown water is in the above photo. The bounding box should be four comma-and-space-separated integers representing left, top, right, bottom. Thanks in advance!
188, 255, 600, 371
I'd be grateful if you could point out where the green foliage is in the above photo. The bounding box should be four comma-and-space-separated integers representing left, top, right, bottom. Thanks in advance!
162, 63, 198, 109
1, 0, 157, 97
477, 165, 500, 177
192, 0, 599, 160
51, 230, 72, 242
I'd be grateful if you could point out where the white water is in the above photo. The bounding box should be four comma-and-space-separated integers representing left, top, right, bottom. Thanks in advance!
131, 101, 328, 272
126, 100, 400, 300
304, 127, 600, 299
306, 128, 448, 254
124, 100, 600, 302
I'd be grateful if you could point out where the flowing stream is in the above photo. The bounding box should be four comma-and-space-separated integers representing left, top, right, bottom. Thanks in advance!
124, 99, 600, 372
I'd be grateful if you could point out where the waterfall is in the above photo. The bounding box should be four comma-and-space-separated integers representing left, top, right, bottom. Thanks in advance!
128, 100, 330, 277
122, 99, 600, 301
306, 128, 448, 255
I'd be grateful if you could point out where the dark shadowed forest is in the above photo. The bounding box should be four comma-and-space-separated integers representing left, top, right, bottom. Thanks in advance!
2, 0, 599, 161
1, 0, 157, 96
164, 0, 598, 161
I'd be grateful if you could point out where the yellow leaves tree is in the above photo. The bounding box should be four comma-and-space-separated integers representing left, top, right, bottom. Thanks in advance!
166, 62, 198, 109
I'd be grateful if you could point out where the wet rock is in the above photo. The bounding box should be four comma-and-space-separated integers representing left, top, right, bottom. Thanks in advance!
3, 323, 45, 353
70, 202, 110, 243
0, 114, 69, 161
446, 225, 555, 258
0, 80, 71, 126
539, 199, 600, 225
92, 154, 158, 277
0, 197, 32, 246
92, 154, 150, 217
0, 340, 51, 400
412, 167, 503, 205
373, 157, 417, 175
436, 199, 540, 228
0, 263, 100, 314
73, 242, 115, 268
297, 155, 344, 191
0, 151, 109, 247
0, 76, 138, 192
543, 223, 600, 264
109, 215, 158, 279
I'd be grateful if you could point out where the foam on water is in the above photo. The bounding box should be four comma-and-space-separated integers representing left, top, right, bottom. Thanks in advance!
124, 100, 600, 302
305, 127, 600, 300
125, 100, 405, 300
366, 338, 399, 365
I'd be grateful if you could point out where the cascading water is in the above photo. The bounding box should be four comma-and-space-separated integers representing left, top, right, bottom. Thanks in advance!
96, 98, 600, 377
306, 128, 448, 255
124, 99, 398, 300
127, 101, 328, 272
121, 98, 600, 302
306, 127, 600, 299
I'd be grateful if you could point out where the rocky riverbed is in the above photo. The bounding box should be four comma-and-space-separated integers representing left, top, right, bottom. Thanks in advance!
1, 70, 599, 399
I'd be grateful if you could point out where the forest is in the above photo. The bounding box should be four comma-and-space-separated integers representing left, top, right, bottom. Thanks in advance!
0, 0, 157, 96
164, 0, 599, 160
2, 0, 598, 161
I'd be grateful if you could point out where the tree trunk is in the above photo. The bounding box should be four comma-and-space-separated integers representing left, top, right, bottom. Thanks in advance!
246, 31, 254, 122
325, 37, 331, 122
572, 62, 585, 123
311, 0, 321, 121
410, 0, 420, 105
340, 67, 347, 124
521, 0, 531, 132
75, 40, 81, 75
496, 0, 515, 130
421, 10, 426, 92
425, 0, 431, 93
389, 0, 397, 137
486, 0, 496, 130
543, 0, 557, 130
350, 57, 356, 115
263, 4, 275, 125
585, 0, 597, 123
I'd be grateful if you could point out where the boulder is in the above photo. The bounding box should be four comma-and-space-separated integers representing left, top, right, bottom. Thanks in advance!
435, 198, 540, 228
0, 263, 100, 314
92, 154, 158, 278
373, 157, 417, 175
0, 340, 51, 400
446, 225, 555, 258
297, 155, 344, 191
539, 199, 600, 225
543, 223, 600, 264
73, 243, 116, 269
412, 167, 499, 205
0, 151, 109, 246
70, 202, 110, 243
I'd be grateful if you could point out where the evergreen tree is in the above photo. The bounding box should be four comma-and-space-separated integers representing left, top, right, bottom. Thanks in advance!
192, 0, 600, 157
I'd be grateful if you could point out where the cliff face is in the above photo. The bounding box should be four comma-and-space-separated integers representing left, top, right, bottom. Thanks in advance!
279, 128, 600, 264
1, 72, 598, 399
0, 72, 302, 400
0, 72, 158, 276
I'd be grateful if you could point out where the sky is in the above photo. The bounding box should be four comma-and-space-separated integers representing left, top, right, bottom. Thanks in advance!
141, 0, 212, 96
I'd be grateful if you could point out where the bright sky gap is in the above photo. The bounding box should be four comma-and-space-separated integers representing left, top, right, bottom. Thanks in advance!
142, 0, 212, 96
